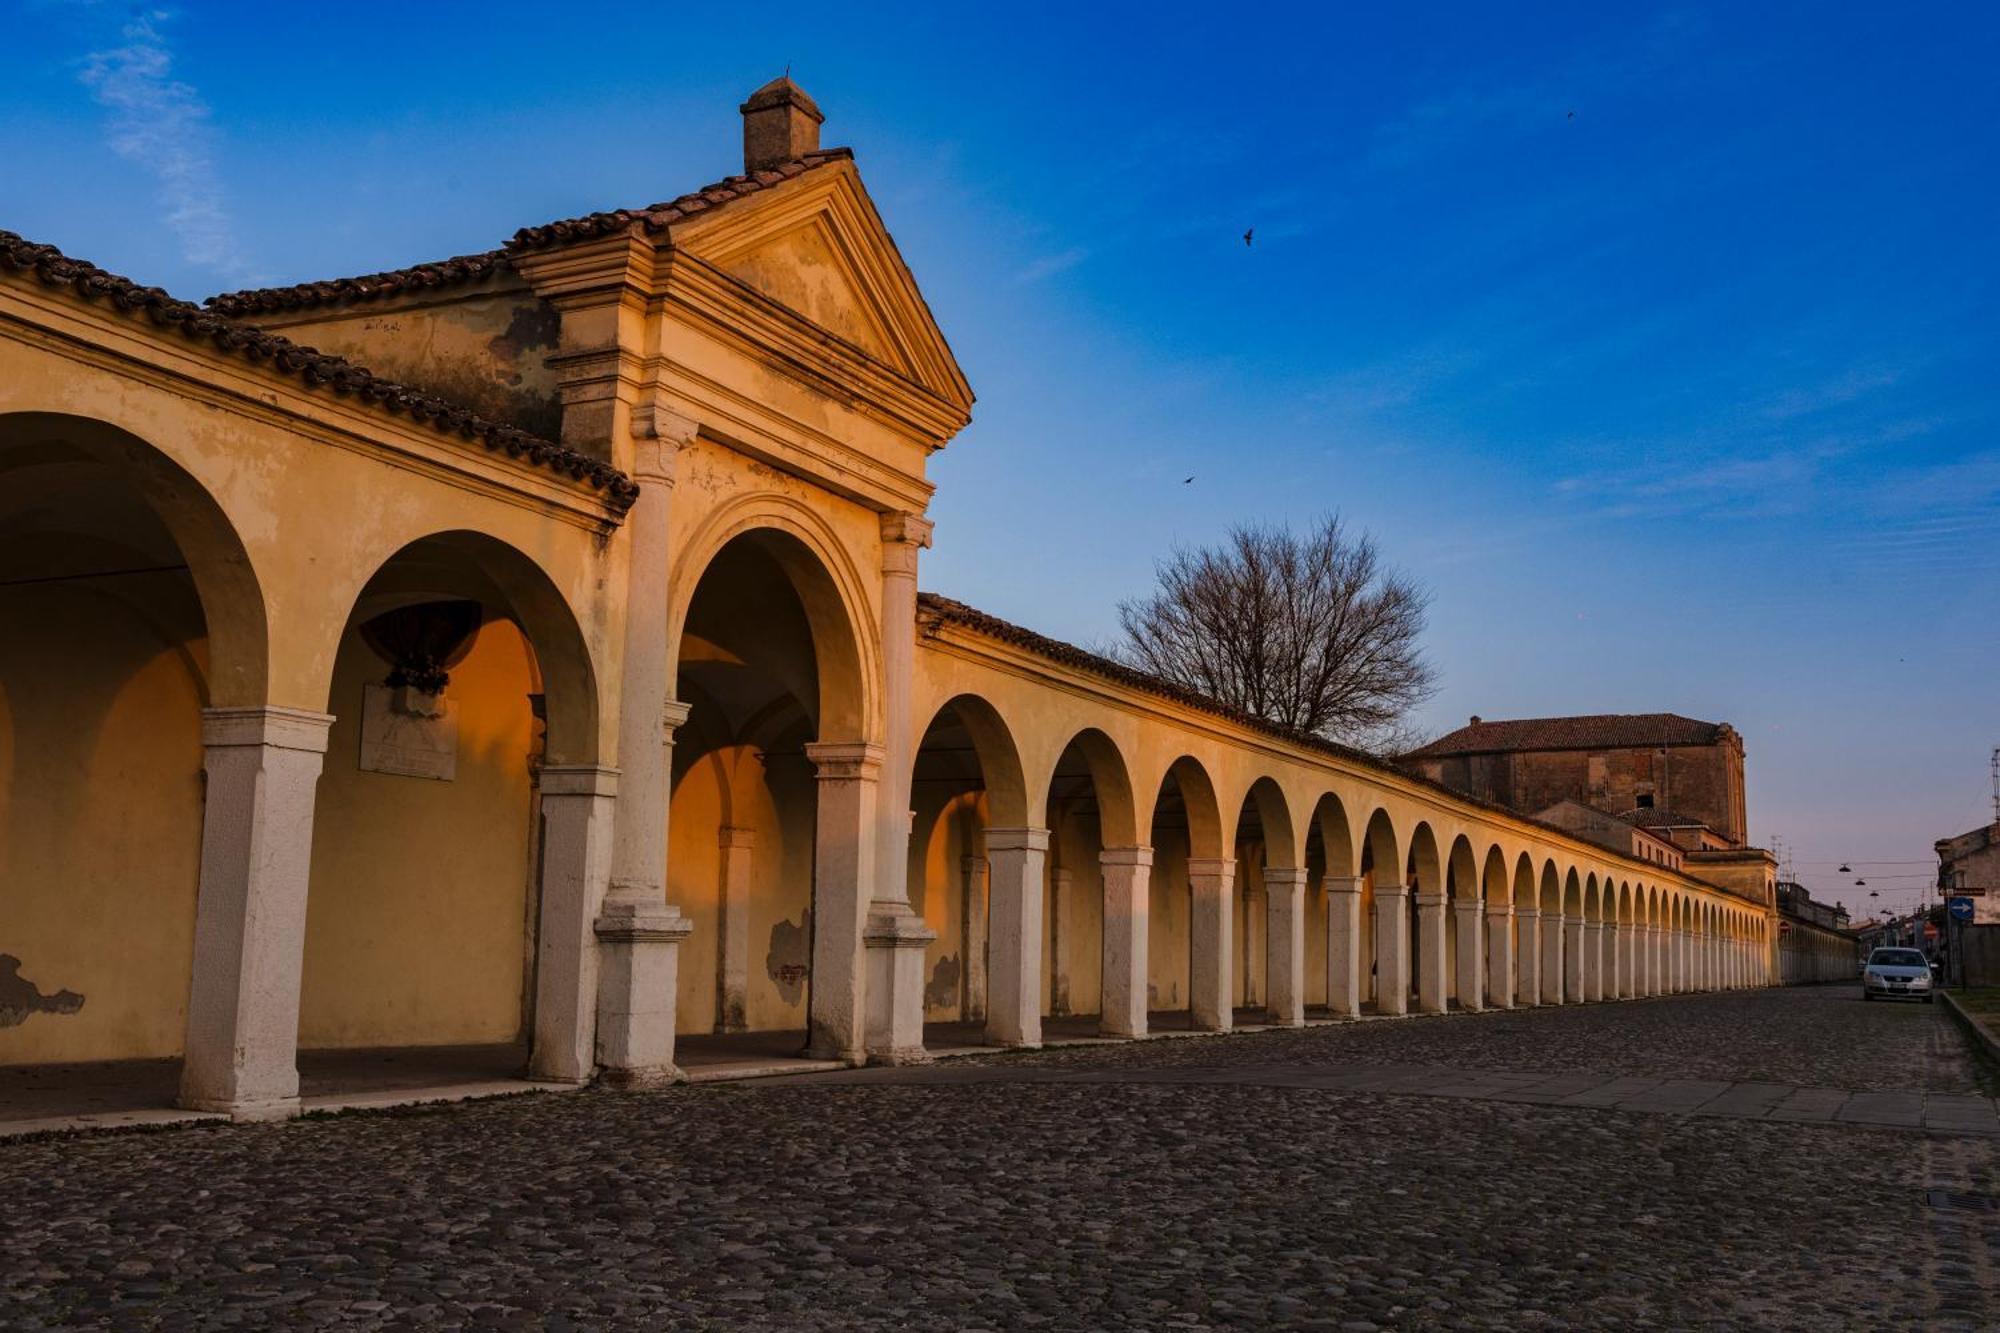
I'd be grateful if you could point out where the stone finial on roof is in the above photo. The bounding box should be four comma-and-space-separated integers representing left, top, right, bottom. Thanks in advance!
741, 77, 824, 173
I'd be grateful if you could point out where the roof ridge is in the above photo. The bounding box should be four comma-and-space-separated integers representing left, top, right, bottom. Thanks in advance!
206, 248, 509, 318
201, 148, 854, 318
0, 230, 637, 512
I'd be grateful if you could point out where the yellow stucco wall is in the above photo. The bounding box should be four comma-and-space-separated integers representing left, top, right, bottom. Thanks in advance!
298, 619, 537, 1049
0, 580, 206, 1064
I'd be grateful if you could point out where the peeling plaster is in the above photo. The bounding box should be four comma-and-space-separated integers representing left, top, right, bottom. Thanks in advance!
925, 952, 961, 1013
766, 910, 811, 1005
0, 955, 84, 1027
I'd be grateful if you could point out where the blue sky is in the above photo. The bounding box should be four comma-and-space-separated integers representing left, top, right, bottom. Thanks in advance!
4, 2, 1995, 917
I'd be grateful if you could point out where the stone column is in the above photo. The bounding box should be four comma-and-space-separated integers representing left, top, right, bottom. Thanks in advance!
1324, 875, 1364, 1017
1540, 907, 1565, 1004
1414, 892, 1448, 1014
804, 741, 882, 1063
1453, 898, 1484, 1012
594, 697, 694, 1084
715, 826, 756, 1033
984, 826, 1049, 1048
1514, 905, 1541, 1007
960, 853, 989, 1022
1484, 900, 1514, 1009
1373, 880, 1411, 1015
1583, 921, 1605, 1001
530, 764, 618, 1084
1240, 870, 1265, 1009
1264, 866, 1309, 1027
179, 705, 334, 1120
1049, 867, 1075, 1018
1603, 922, 1623, 1000
1563, 915, 1585, 1003
1189, 858, 1235, 1031
865, 513, 939, 1061
594, 417, 696, 1084
1099, 846, 1153, 1037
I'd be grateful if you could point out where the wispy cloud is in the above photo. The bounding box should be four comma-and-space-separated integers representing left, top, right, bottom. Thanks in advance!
1015, 246, 1088, 284
78, 11, 249, 279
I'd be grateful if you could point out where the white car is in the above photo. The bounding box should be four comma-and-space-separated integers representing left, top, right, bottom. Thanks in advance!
1860, 948, 1934, 1003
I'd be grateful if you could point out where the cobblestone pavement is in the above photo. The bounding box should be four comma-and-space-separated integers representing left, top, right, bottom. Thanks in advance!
3, 986, 1997, 1331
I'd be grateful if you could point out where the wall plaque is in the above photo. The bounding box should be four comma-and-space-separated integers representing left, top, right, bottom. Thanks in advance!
358, 683, 458, 780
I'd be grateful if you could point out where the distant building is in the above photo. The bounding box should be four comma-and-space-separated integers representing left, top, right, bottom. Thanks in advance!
1407, 713, 1749, 847
1532, 799, 1686, 871
1937, 820, 2000, 985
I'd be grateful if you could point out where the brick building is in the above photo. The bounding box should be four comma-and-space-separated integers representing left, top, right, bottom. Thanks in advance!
1406, 713, 1749, 848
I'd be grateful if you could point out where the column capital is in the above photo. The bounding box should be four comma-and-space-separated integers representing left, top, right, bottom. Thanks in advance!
1321, 874, 1365, 895
633, 402, 699, 482
1515, 903, 1540, 919
1453, 896, 1483, 914
1262, 866, 1310, 889
804, 740, 884, 780
880, 510, 935, 549
1413, 891, 1447, 909
985, 825, 1051, 854
1484, 899, 1514, 918
662, 698, 692, 734
1100, 845, 1154, 869
1186, 857, 1237, 881
201, 705, 334, 754
1374, 879, 1412, 901
538, 763, 619, 797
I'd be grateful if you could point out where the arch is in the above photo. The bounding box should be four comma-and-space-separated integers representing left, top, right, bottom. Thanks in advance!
328, 529, 601, 765
1234, 776, 1300, 868
1154, 755, 1225, 861
1482, 845, 1512, 905
1583, 872, 1602, 923
1306, 791, 1357, 879
1041, 727, 1139, 848
0, 411, 269, 706
667, 496, 879, 742
918, 694, 1030, 827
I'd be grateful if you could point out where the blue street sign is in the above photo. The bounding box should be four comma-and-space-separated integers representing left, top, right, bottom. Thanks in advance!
1948, 897, 1975, 922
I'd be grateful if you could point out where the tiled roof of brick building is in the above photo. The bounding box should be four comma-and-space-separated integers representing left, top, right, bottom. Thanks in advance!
0, 230, 638, 511
205, 149, 852, 317
1619, 807, 1714, 831
1409, 713, 1728, 757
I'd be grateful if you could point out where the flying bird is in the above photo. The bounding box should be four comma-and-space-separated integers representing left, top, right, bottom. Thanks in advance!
1183, 476, 1195, 485
1566, 110, 1575, 119
1243, 228, 1254, 247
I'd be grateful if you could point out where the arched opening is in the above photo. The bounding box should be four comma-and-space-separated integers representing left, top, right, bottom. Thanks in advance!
1232, 776, 1299, 1024
1305, 793, 1356, 1017
1536, 862, 1564, 1004
1359, 809, 1402, 1013
1035, 728, 1139, 1040
1481, 845, 1512, 1008
1581, 874, 1603, 1002
1444, 834, 1481, 1011
1510, 853, 1537, 1006
1407, 822, 1444, 1013
299, 530, 597, 1085
902, 695, 1029, 1044
0, 414, 266, 1103
1146, 756, 1224, 1030
665, 526, 868, 1067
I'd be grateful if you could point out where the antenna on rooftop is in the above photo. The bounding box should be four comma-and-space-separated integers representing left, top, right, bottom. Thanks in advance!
1991, 746, 1999, 823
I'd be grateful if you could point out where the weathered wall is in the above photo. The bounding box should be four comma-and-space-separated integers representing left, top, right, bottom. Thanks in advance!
0, 579, 206, 1064
1422, 741, 1746, 845
299, 619, 538, 1049
246, 283, 565, 443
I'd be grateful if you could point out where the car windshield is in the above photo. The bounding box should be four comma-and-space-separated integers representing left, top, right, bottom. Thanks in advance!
1870, 950, 1927, 968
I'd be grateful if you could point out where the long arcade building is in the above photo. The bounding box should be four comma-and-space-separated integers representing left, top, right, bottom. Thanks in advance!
0, 83, 1777, 1120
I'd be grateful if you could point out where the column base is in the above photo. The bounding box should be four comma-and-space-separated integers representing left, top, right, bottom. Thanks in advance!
594, 889, 693, 1082
864, 907, 935, 1065
597, 1065, 687, 1089
178, 1093, 300, 1123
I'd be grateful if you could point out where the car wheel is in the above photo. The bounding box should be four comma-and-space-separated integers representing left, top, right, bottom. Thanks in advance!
1924, 995, 1934, 1004
1862, 992, 1871, 1001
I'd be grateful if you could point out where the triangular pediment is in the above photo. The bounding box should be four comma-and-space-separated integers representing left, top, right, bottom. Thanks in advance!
666, 162, 973, 424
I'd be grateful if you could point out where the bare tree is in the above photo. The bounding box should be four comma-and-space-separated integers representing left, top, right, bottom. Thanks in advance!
1117, 515, 1437, 751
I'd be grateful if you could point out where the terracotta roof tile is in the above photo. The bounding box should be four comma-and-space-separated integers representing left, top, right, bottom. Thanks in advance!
0, 230, 637, 512
1410, 713, 1728, 757
206, 249, 508, 318
1619, 807, 1713, 830
202, 149, 853, 318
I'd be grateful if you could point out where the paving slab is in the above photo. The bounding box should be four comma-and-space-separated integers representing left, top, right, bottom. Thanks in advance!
1695, 1082, 1794, 1118
1616, 1078, 1735, 1113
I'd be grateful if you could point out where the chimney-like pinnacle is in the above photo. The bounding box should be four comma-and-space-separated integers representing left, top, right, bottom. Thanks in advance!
741, 77, 824, 173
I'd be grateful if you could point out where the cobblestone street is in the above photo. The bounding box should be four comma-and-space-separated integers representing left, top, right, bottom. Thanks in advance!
5, 986, 1997, 1331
